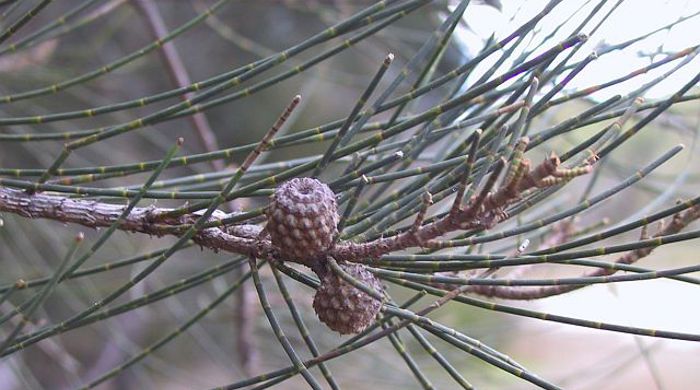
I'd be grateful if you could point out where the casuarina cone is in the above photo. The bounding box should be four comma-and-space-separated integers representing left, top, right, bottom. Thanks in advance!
266, 177, 339, 261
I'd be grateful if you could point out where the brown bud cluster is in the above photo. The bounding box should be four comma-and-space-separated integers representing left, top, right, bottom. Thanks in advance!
313, 262, 383, 334
266, 177, 339, 262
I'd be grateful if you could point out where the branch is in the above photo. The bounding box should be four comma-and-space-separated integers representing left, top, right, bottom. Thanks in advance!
332, 146, 591, 261
0, 142, 593, 270
468, 203, 700, 300
0, 186, 264, 257
132, 0, 222, 164
3, 156, 697, 302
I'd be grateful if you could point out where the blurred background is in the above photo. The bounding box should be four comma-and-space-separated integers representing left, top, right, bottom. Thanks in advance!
0, 1, 699, 389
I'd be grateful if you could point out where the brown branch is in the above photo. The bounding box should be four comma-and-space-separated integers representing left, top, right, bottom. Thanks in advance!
4, 159, 695, 303
456, 205, 700, 300
332, 148, 591, 260
0, 144, 594, 276
0, 186, 263, 257
132, 0, 222, 166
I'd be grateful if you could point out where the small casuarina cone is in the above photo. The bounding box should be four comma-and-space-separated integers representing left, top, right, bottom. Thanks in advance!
266, 177, 339, 262
313, 262, 384, 335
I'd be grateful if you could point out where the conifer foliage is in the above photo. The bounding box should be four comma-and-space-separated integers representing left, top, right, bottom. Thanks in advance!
0, 1, 699, 388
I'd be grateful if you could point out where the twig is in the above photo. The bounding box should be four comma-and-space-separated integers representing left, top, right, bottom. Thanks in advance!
132, 0, 221, 167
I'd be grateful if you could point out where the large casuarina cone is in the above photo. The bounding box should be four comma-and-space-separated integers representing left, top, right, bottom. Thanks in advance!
266, 177, 339, 261
313, 262, 384, 334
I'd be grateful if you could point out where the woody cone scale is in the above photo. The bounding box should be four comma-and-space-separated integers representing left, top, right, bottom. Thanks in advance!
313, 262, 384, 335
266, 177, 382, 334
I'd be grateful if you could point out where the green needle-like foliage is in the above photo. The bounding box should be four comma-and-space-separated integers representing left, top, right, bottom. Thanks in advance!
0, 1, 699, 389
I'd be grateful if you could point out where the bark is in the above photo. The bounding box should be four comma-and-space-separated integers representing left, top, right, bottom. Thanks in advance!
0, 186, 262, 258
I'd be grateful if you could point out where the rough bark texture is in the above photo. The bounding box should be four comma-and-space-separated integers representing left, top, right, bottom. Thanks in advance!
0, 186, 264, 258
